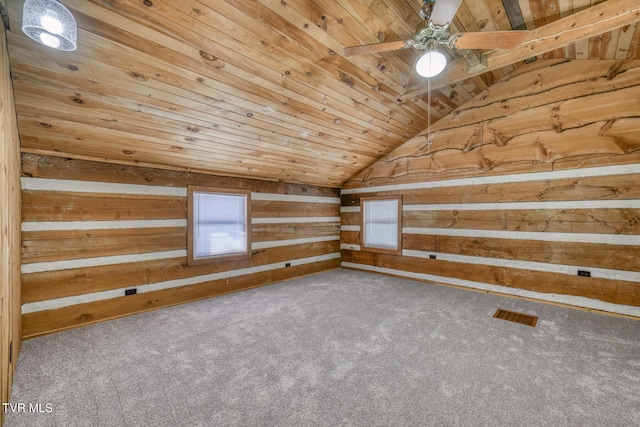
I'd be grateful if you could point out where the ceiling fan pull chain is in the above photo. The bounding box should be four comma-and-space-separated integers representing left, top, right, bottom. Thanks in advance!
427, 76, 432, 152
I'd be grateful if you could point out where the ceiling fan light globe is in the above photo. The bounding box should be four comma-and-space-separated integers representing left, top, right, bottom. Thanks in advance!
40, 14, 63, 34
416, 50, 447, 77
39, 32, 61, 48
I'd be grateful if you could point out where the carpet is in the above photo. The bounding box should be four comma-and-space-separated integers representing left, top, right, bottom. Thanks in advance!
5, 269, 640, 426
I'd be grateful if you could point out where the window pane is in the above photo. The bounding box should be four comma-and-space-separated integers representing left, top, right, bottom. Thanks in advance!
364, 199, 398, 250
193, 192, 247, 258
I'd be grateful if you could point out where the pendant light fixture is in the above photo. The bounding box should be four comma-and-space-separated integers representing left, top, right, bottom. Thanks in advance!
22, 0, 77, 51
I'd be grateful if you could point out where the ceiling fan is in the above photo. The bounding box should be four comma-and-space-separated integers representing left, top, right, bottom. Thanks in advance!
343, 0, 528, 78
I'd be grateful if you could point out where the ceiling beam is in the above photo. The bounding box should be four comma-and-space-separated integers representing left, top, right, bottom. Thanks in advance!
402, 0, 640, 98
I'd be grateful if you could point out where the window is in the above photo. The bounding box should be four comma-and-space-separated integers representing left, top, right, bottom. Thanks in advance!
187, 186, 251, 266
360, 196, 402, 255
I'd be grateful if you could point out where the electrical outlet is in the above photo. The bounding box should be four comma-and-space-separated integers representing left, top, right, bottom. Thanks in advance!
285, 262, 291, 268
125, 288, 137, 296
429, 254, 436, 260
577, 270, 591, 277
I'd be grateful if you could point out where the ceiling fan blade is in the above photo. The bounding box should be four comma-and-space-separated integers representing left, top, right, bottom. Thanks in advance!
429, 0, 463, 27
344, 40, 412, 57
451, 31, 530, 49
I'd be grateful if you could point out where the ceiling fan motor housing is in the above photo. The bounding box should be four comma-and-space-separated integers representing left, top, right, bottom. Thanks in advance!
413, 20, 451, 50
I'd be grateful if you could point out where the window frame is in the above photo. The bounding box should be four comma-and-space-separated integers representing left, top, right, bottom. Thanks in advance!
360, 196, 402, 255
187, 185, 252, 266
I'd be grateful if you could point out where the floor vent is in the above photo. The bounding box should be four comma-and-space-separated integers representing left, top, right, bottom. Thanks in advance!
493, 308, 538, 327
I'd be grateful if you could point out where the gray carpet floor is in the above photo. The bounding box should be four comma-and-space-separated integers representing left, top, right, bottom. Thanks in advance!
5, 268, 640, 426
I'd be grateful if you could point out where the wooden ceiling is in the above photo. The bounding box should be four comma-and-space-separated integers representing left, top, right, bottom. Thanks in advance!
4, 0, 640, 187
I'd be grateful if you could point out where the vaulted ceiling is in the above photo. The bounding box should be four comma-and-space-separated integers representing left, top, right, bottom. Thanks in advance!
4, 0, 640, 187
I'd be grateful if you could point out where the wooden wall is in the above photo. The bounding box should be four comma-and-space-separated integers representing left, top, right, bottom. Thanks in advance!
1, 16, 21, 426
21, 154, 341, 338
342, 59, 640, 317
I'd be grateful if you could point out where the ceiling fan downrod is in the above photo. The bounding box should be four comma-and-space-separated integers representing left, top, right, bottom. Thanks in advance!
419, 0, 437, 21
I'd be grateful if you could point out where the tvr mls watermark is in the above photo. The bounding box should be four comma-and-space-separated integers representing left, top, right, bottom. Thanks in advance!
3, 402, 53, 413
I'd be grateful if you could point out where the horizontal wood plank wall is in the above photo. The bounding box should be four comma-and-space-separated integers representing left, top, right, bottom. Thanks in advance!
21, 154, 341, 338
1, 20, 21, 427
341, 60, 640, 318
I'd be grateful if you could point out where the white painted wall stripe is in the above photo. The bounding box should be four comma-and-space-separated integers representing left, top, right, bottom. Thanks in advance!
404, 227, 639, 245
21, 178, 340, 204
341, 164, 640, 194
402, 249, 640, 283
21, 178, 187, 196
22, 236, 340, 273
340, 206, 360, 213
252, 217, 340, 224
21, 250, 187, 274
403, 200, 640, 211
344, 200, 640, 213
22, 219, 187, 231
341, 243, 361, 251
341, 262, 640, 318
344, 245, 640, 281
342, 225, 638, 244
252, 236, 339, 249
21, 217, 340, 231
251, 193, 340, 204
22, 253, 341, 314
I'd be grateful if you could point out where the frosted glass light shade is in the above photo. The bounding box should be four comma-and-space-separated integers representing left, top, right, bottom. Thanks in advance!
22, 0, 77, 51
415, 50, 447, 77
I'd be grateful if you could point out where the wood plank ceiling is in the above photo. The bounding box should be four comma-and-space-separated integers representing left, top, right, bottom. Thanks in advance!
4, 0, 640, 187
